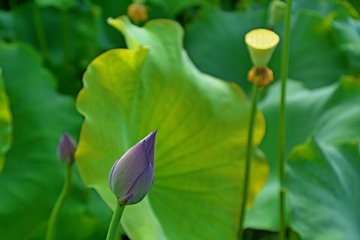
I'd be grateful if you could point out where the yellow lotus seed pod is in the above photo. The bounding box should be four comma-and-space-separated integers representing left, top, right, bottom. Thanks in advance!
245, 29, 280, 68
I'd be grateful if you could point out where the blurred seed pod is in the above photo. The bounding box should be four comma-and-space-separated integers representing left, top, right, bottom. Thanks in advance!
127, 3, 148, 22
247, 66, 274, 88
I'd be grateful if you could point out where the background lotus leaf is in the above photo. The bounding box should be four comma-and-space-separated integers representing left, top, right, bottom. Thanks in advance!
348, 0, 360, 15
292, 0, 355, 18
185, 7, 348, 94
245, 76, 360, 231
331, 14, 360, 76
0, 71, 12, 174
282, 76, 360, 240
284, 137, 360, 240
75, 16, 268, 240
0, 1, 121, 96
0, 40, 111, 240
291, 0, 360, 76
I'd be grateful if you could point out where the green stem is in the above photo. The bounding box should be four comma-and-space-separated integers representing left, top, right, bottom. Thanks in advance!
61, 9, 71, 62
10, 0, 22, 41
115, 226, 123, 240
33, 3, 49, 58
279, 0, 293, 240
238, 84, 259, 240
106, 202, 125, 240
45, 163, 73, 240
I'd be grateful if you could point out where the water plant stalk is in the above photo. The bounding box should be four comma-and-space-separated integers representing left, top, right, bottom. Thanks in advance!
279, 0, 293, 239
106, 202, 125, 240
33, 3, 49, 58
238, 84, 259, 240
10, 0, 22, 41
61, 9, 71, 62
45, 163, 73, 240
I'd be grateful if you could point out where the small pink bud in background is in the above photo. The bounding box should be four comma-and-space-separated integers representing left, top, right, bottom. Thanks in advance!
57, 132, 77, 165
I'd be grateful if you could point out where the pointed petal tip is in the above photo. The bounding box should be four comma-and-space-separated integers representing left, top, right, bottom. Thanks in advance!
61, 132, 76, 144
147, 129, 157, 140
143, 130, 157, 148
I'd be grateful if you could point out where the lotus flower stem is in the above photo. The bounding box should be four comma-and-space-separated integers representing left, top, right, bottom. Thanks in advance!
238, 84, 259, 240
61, 9, 71, 62
45, 163, 73, 240
33, 3, 49, 58
279, 0, 293, 239
106, 203, 125, 240
10, 0, 22, 41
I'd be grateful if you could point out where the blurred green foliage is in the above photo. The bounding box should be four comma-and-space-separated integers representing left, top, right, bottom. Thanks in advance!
185, 6, 349, 94
247, 76, 360, 232
0, 40, 112, 240
0, 71, 12, 173
285, 138, 360, 240
0, 0, 360, 239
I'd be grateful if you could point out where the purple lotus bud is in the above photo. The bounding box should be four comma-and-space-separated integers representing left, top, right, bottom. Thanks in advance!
57, 132, 77, 165
109, 130, 157, 205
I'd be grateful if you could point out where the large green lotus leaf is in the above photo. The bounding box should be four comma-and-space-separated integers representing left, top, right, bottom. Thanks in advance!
0, 71, 12, 173
245, 76, 360, 230
185, 7, 348, 94
0, 41, 111, 240
283, 137, 360, 240
76, 16, 268, 240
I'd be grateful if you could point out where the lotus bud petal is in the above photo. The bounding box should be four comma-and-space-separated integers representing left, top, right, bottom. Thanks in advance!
109, 130, 157, 205
245, 29, 280, 68
57, 132, 77, 165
